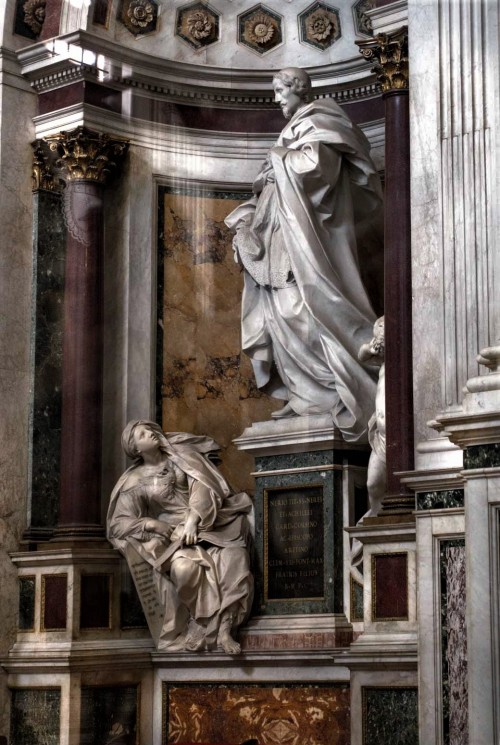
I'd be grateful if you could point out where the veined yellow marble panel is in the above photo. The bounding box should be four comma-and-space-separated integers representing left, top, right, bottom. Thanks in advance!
161, 189, 276, 492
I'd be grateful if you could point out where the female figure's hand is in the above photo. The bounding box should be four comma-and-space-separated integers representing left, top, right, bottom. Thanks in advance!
180, 511, 201, 546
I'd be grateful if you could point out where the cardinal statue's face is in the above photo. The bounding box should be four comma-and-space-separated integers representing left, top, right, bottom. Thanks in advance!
273, 80, 302, 120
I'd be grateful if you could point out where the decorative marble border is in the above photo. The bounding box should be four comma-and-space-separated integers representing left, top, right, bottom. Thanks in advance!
40, 573, 68, 631
253, 451, 340, 617
439, 538, 468, 745
415, 489, 465, 511
370, 552, 409, 622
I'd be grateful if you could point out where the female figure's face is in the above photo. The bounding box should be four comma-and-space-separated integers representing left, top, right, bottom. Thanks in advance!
133, 424, 160, 456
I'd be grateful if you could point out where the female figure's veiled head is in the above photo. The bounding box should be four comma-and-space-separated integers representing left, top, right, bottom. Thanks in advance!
121, 420, 167, 462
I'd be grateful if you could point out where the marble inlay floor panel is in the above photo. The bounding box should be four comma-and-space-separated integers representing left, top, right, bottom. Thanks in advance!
163, 683, 350, 745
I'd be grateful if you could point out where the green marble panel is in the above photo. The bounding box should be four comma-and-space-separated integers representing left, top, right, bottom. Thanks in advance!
463, 443, 500, 469
10, 688, 61, 745
80, 686, 138, 745
18, 576, 36, 631
362, 687, 418, 745
416, 489, 464, 511
29, 190, 66, 532
253, 449, 345, 616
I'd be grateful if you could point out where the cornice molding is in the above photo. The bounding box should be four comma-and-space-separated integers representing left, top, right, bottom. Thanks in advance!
32, 103, 384, 165
0, 45, 34, 92
18, 30, 380, 109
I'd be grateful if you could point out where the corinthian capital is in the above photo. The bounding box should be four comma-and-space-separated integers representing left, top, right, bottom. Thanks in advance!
31, 140, 61, 192
357, 27, 408, 93
44, 127, 129, 183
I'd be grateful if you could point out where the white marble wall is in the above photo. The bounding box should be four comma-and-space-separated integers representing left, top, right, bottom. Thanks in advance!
62, 0, 370, 71
0, 42, 37, 744
409, 0, 500, 469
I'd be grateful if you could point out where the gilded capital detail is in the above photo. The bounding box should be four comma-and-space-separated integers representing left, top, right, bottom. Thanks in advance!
357, 27, 408, 93
31, 141, 60, 192
44, 127, 129, 183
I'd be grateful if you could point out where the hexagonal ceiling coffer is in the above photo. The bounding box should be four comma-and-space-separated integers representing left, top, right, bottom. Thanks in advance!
353, 0, 375, 37
176, 1, 220, 50
238, 4, 283, 56
299, 2, 341, 51
119, 0, 159, 35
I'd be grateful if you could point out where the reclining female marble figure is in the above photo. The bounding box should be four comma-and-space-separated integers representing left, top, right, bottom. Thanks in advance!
225, 67, 383, 443
107, 420, 254, 654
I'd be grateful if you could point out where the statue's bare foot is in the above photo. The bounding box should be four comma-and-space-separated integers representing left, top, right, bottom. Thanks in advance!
218, 628, 241, 655
184, 620, 205, 652
271, 402, 297, 419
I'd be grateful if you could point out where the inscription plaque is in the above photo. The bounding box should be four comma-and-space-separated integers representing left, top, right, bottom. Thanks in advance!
265, 485, 324, 601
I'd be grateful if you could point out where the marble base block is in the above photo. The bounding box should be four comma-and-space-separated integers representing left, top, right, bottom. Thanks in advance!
235, 416, 369, 647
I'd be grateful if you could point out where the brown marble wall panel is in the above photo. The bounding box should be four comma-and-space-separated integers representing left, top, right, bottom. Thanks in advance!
38, 83, 84, 115
133, 97, 285, 133
80, 574, 112, 630
41, 574, 67, 630
372, 553, 408, 620
39, 0, 63, 39
342, 96, 384, 125
38, 85, 383, 131
92, 0, 111, 27
163, 683, 350, 745
160, 188, 276, 493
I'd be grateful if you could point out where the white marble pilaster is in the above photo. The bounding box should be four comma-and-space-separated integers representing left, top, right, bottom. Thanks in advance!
409, 0, 500, 470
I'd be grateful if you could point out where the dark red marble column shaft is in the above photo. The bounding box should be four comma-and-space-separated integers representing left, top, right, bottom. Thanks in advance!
383, 89, 414, 510
57, 181, 104, 535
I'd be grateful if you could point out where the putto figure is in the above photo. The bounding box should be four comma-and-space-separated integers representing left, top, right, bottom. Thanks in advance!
226, 67, 383, 442
107, 420, 254, 654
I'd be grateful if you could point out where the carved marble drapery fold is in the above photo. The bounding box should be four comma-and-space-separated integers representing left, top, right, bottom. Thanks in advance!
358, 29, 413, 514
43, 127, 128, 538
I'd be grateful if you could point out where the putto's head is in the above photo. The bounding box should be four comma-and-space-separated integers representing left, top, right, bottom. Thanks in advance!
272, 67, 312, 119
371, 316, 385, 355
121, 420, 164, 461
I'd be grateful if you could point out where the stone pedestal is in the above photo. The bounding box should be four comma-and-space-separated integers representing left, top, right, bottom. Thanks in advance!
234, 415, 369, 650
432, 344, 500, 745
340, 519, 418, 745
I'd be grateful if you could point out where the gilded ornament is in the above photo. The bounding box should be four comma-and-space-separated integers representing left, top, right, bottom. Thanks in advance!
31, 141, 60, 192
307, 11, 333, 41
23, 0, 46, 36
127, 0, 154, 27
357, 28, 409, 92
44, 127, 128, 184
186, 10, 212, 39
245, 13, 274, 45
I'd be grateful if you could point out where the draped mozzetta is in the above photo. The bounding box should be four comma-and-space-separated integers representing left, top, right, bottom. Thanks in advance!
226, 100, 383, 442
